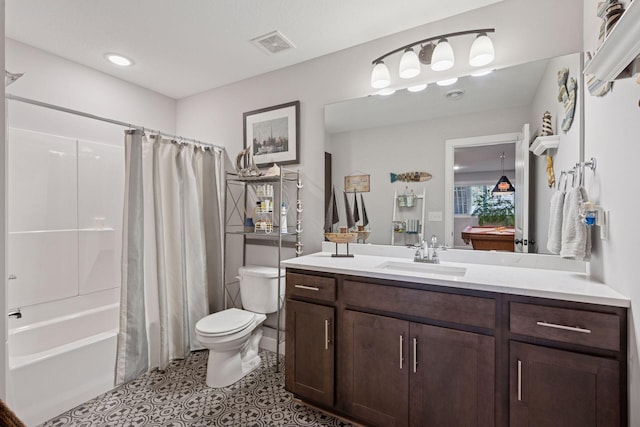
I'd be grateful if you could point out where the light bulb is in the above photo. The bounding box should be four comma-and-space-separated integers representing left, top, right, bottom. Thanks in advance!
399, 48, 421, 79
105, 53, 133, 67
469, 33, 495, 67
371, 61, 390, 89
431, 39, 454, 71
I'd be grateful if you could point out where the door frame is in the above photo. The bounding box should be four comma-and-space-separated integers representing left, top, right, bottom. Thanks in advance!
444, 132, 520, 249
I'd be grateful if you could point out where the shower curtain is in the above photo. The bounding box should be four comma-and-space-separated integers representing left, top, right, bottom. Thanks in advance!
116, 129, 224, 384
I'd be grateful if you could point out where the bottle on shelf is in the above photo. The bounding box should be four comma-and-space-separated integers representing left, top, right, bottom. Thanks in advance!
280, 202, 288, 234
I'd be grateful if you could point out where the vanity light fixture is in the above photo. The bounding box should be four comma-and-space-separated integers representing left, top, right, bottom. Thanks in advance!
371, 61, 391, 88
469, 33, 495, 67
492, 152, 515, 196
399, 48, 421, 79
369, 28, 495, 89
105, 53, 133, 67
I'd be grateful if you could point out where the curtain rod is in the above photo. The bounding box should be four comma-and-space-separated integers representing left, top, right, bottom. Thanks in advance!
5, 93, 224, 151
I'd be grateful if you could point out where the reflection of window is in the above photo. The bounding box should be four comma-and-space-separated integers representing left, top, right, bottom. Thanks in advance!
454, 184, 514, 216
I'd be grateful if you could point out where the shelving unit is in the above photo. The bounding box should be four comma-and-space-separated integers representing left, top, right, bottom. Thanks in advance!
583, 0, 640, 82
223, 169, 302, 369
391, 187, 425, 246
529, 135, 560, 156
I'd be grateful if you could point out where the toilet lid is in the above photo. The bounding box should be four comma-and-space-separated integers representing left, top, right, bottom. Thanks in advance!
196, 308, 256, 337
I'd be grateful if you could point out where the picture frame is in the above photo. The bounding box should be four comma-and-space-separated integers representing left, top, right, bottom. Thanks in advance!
243, 100, 300, 168
344, 174, 370, 192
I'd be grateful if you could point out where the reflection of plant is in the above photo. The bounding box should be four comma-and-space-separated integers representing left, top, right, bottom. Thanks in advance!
471, 192, 515, 226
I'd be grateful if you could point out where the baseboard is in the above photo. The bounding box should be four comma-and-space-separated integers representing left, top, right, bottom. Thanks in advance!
259, 326, 285, 355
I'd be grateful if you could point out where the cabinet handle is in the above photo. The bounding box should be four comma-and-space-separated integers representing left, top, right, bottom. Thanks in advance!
517, 360, 522, 401
413, 338, 418, 373
295, 284, 320, 291
536, 321, 591, 334
324, 319, 330, 350
399, 335, 404, 369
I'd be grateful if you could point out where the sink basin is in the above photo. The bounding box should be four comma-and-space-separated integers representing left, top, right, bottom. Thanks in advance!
376, 261, 466, 277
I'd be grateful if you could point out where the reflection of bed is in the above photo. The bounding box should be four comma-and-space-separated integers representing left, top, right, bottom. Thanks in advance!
461, 226, 515, 252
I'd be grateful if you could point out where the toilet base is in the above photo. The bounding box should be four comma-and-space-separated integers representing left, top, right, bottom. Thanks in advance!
205, 328, 263, 388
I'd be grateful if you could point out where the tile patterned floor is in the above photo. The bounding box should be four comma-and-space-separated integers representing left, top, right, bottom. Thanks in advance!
42, 350, 353, 427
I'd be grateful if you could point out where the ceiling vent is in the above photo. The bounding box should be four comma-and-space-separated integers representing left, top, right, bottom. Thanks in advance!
445, 89, 465, 100
251, 30, 295, 55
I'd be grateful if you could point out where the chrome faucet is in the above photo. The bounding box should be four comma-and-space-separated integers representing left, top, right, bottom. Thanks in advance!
413, 235, 440, 264
8, 308, 22, 319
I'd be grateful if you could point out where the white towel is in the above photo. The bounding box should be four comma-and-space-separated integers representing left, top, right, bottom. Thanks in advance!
546, 190, 565, 254
560, 187, 591, 261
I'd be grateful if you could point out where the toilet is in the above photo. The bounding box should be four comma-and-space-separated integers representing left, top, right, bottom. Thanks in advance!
195, 265, 284, 387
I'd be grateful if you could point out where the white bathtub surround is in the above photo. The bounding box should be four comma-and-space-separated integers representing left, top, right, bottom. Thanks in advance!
286, 248, 628, 307
7, 302, 119, 427
117, 130, 225, 384
7, 128, 124, 308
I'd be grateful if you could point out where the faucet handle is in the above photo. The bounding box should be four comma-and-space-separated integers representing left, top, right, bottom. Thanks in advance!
430, 235, 438, 248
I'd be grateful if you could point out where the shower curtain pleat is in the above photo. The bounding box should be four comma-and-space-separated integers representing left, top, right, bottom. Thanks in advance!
116, 132, 222, 383
204, 150, 225, 314
116, 129, 150, 384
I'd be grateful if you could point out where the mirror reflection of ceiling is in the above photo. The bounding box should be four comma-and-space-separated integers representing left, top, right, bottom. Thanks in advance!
325, 59, 548, 134
455, 143, 515, 174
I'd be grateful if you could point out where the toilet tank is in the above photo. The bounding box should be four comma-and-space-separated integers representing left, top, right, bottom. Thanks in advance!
238, 265, 285, 314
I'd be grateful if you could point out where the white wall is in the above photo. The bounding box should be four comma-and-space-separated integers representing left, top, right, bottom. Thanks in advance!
328, 106, 527, 245
583, 1, 640, 423
529, 52, 583, 254
176, 0, 584, 259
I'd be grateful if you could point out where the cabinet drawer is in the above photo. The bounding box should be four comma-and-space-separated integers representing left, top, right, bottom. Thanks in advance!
342, 280, 495, 329
287, 272, 336, 302
509, 302, 620, 351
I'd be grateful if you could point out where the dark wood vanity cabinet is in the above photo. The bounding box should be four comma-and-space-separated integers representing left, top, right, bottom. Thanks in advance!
285, 272, 336, 407
285, 269, 627, 427
339, 280, 497, 427
342, 310, 495, 427
509, 342, 620, 427
507, 298, 626, 427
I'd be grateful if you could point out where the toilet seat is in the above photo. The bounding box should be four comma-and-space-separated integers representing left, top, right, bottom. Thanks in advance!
195, 308, 256, 337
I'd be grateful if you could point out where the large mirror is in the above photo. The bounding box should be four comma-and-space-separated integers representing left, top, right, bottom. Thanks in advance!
325, 52, 583, 254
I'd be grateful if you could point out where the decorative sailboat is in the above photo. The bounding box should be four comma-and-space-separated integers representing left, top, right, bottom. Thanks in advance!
355, 192, 371, 243
324, 186, 358, 257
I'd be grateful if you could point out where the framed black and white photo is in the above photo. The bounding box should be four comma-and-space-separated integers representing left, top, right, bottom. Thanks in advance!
243, 100, 300, 168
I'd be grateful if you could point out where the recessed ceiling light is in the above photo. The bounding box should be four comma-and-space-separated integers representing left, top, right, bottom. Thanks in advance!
436, 77, 458, 87
105, 53, 133, 67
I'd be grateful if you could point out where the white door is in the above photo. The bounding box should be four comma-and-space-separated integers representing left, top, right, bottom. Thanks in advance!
514, 123, 530, 252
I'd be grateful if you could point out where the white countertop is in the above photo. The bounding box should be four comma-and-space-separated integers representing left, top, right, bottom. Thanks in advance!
281, 251, 630, 308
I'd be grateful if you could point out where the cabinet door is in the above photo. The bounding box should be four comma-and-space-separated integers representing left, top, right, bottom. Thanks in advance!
341, 310, 409, 427
409, 323, 495, 427
510, 341, 620, 427
285, 299, 334, 407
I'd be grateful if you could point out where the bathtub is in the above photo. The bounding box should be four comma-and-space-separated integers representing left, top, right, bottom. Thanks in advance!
7, 303, 119, 427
